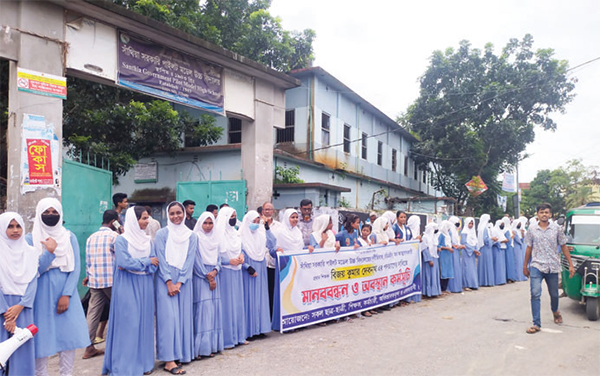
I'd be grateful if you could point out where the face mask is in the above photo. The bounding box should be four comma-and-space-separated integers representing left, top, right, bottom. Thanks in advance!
229, 218, 237, 227
434, 229, 439, 234
455, 222, 460, 228
42, 214, 60, 227
249, 223, 260, 231
500, 224, 505, 230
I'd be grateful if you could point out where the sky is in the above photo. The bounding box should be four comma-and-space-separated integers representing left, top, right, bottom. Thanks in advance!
270, 0, 600, 183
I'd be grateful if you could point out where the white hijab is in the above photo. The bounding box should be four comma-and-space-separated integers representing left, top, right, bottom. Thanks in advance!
122, 207, 151, 259
193, 212, 219, 266
241, 210, 267, 262
311, 214, 336, 249
272, 208, 304, 251
448, 216, 461, 245
165, 202, 192, 270
372, 217, 390, 244
512, 218, 523, 239
423, 222, 439, 258
382, 211, 397, 239
493, 220, 508, 244
477, 214, 491, 250
215, 207, 242, 270
0, 213, 38, 295
407, 215, 421, 238
462, 217, 478, 247
439, 220, 453, 247
32, 197, 74, 272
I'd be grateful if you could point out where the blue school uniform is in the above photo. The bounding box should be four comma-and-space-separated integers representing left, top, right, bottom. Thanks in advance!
477, 228, 495, 286
0, 278, 37, 376
242, 230, 276, 338
505, 230, 518, 282
460, 233, 478, 289
422, 245, 441, 297
26, 233, 89, 359
438, 234, 454, 280
193, 250, 224, 357
493, 238, 507, 285
102, 236, 157, 376
155, 229, 196, 364
513, 235, 527, 281
335, 229, 359, 247
220, 256, 247, 348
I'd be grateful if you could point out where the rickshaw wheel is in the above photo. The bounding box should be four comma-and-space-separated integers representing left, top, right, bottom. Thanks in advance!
586, 297, 599, 321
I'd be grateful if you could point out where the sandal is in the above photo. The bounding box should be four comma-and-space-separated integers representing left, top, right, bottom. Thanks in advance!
362, 311, 372, 317
553, 311, 563, 324
526, 326, 541, 334
164, 365, 186, 375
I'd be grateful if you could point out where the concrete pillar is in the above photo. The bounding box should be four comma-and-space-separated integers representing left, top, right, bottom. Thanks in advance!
241, 79, 284, 210
5, 1, 65, 227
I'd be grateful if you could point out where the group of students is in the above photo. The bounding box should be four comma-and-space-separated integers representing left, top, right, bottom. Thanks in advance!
0, 197, 533, 376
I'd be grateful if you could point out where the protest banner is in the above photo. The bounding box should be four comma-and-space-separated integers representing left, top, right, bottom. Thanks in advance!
277, 241, 421, 332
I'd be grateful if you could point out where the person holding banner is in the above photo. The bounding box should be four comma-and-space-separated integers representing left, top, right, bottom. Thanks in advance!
447, 216, 465, 293
270, 208, 305, 331
405, 215, 422, 303
372, 217, 392, 245
382, 211, 397, 241
492, 220, 508, 285
0, 212, 38, 376
154, 202, 196, 374
102, 206, 158, 376
422, 222, 441, 297
438, 221, 455, 293
335, 214, 361, 248
461, 217, 479, 290
358, 224, 376, 247
240, 210, 276, 339
477, 214, 496, 287
392, 211, 412, 241
215, 207, 247, 348
310, 214, 340, 251
28, 198, 89, 376
192, 212, 224, 359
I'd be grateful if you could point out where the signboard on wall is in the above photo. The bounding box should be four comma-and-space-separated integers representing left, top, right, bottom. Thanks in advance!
21, 114, 60, 193
117, 32, 224, 113
17, 68, 66, 99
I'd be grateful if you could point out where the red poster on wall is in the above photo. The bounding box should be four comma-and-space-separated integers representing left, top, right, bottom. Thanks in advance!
26, 139, 53, 185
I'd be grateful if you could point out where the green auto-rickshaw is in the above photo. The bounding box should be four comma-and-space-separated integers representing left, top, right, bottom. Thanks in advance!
562, 203, 600, 320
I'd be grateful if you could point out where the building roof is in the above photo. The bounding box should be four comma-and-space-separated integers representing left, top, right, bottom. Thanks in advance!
289, 66, 417, 142
51, 0, 300, 90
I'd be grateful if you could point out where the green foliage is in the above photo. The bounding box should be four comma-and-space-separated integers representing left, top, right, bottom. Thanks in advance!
274, 165, 304, 184
521, 159, 600, 216
63, 77, 222, 182
404, 35, 576, 214
338, 196, 351, 208
112, 0, 315, 72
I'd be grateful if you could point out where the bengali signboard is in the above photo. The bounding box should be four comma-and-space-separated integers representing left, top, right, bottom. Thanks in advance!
17, 68, 67, 99
278, 241, 421, 332
117, 32, 224, 113
26, 139, 53, 185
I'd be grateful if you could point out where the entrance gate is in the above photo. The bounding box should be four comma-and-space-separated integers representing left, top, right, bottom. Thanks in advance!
62, 159, 112, 296
177, 180, 247, 219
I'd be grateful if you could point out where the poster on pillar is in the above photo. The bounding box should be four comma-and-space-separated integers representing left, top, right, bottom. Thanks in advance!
117, 32, 224, 113
21, 114, 60, 194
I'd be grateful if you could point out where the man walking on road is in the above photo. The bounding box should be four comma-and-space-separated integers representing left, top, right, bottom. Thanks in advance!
523, 203, 575, 334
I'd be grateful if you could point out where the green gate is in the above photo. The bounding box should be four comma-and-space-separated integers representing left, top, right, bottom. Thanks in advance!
62, 159, 113, 296
176, 180, 247, 219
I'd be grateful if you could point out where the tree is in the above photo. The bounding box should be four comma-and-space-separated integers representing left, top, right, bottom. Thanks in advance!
112, 0, 315, 71
520, 159, 600, 216
63, 78, 222, 182
404, 35, 576, 214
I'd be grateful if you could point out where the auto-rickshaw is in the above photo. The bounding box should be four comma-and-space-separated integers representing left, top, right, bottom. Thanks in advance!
562, 203, 600, 320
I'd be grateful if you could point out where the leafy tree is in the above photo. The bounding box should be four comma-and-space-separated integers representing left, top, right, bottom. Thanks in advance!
404, 35, 576, 214
112, 0, 315, 71
520, 159, 600, 216
63, 78, 222, 182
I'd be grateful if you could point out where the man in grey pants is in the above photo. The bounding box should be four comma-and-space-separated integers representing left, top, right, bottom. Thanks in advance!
82, 210, 120, 359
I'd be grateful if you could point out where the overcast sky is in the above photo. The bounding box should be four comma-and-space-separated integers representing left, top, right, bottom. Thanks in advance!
270, 0, 600, 183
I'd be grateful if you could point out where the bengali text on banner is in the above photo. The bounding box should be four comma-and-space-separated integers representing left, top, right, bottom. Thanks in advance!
277, 241, 421, 332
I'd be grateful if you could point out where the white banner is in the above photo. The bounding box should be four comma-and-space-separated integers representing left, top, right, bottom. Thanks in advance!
277, 241, 421, 331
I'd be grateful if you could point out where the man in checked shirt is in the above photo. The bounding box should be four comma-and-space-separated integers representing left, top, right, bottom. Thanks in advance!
523, 203, 575, 334
82, 210, 121, 359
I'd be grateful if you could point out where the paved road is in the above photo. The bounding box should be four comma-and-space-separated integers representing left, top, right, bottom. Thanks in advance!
50, 281, 600, 375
